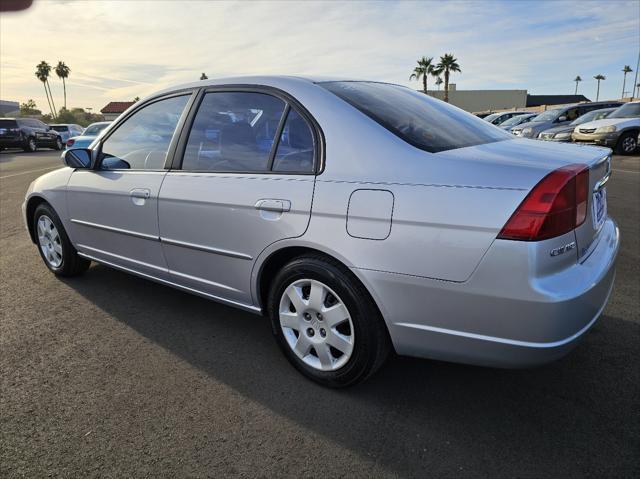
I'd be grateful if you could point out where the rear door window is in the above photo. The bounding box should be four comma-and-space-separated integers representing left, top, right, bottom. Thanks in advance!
272, 109, 314, 173
181, 91, 286, 172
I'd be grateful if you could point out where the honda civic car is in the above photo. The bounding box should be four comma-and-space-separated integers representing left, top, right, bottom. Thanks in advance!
23, 76, 619, 387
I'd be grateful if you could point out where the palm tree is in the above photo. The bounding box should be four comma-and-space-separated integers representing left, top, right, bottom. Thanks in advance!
409, 56, 436, 93
435, 76, 443, 91
621, 65, 633, 98
573, 75, 582, 95
593, 74, 606, 101
435, 53, 462, 102
200, 73, 208, 80
55, 61, 71, 110
35, 61, 55, 117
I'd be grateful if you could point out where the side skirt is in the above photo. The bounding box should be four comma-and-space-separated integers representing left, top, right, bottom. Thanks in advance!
77, 252, 263, 315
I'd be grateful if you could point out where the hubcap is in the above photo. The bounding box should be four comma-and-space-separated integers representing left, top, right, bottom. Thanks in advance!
622, 136, 636, 153
29, 139, 36, 150
279, 279, 354, 371
37, 215, 63, 268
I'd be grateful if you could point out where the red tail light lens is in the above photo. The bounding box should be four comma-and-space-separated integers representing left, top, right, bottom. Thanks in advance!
498, 164, 589, 241
66, 139, 75, 147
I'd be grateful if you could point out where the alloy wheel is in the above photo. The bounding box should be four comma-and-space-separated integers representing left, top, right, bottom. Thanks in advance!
622, 136, 637, 153
29, 138, 37, 151
279, 279, 355, 371
37, 215, 63, 268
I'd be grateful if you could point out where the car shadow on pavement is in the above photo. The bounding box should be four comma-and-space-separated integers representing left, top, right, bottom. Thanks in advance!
63, 264, 639, 477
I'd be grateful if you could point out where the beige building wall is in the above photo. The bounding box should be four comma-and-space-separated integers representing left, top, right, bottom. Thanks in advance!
426, 85, 528, 113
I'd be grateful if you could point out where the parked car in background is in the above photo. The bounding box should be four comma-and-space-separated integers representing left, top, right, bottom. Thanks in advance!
23, 76, 619, 387
539, 107, 617, 142
511, 101, 622, 139
65, 121, 111, 150
49, 124, 84, 144
483, 111, 529, 126
498, 112, 538, 131
0, 118, 63, 152
572, 101, 640, 154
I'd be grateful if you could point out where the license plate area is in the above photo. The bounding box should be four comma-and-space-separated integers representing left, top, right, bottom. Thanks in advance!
592, 188, 607, 230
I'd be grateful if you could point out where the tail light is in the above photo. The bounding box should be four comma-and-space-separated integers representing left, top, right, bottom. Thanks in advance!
66, 139, 75, 147
498, 164, 589, 241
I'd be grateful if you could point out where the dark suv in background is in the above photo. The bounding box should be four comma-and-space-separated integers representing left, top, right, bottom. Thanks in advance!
0, 118, 63, 152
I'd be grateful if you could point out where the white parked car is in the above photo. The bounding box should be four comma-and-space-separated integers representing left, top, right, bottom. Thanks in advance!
572, 101, 640, 155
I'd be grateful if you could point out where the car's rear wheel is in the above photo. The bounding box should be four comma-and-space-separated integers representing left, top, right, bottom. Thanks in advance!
616, 131, 638, 155
52, 137, 63, 150
268, 254, 390, 387
33, 203, 90, 276
23, 137, 37, 153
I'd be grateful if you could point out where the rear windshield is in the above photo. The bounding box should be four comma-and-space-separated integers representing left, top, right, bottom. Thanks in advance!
319, 81, 511, 153
0, 119, 18, 128
50, 125, 69, 132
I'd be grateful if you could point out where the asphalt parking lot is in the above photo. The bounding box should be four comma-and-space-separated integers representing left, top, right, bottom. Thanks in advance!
1, 149, 638, 478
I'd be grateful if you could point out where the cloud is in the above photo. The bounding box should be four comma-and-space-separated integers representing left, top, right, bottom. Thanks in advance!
1, 0, 637, 111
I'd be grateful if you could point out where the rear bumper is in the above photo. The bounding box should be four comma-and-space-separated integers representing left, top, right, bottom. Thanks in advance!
355, 218, 619, 368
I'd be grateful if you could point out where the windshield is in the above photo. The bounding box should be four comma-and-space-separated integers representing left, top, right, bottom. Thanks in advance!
319, 81, 511, 153
501, 114, 533, 127
531, 109, 562, 122
608, 102, 640, 119
50, 125, 69, 132
483, 113, 500, 122
83, 123, 109, 135
571, 109, 613, 126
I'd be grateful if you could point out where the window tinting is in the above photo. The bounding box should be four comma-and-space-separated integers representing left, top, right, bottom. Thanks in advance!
0, 119, 18, 128
182, 92, 286, 172
100, 95, 189, 170
51, 126, 70, 132
272, 109, 314, 173
319, 81, 511, 153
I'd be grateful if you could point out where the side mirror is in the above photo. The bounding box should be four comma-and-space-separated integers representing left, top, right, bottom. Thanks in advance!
557, 115, 568, 122
62, 148, 91, 169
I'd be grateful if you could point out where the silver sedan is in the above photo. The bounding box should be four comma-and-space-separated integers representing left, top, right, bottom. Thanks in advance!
23, 76, 619, 387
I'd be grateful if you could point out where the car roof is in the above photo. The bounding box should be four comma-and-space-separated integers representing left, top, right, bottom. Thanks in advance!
148, 75, 388, 100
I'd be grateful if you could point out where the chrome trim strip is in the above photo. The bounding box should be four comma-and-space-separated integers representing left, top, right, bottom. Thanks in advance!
71, 219, 159, 241
160, 237, 253, 260
76, 244, 167, 273
168, 269, 243, 293
593, 171, 611, 193
77, 252, 262, 314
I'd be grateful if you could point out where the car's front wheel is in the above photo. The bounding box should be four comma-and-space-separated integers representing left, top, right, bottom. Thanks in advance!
616, 131, 638, 155
52, 137, 63, 151
33, 203, 90, 276
23, 137, 37, 153
268, 254, 390, 387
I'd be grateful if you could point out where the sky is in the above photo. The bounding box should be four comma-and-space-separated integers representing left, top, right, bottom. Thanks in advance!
1, 0, 638, 113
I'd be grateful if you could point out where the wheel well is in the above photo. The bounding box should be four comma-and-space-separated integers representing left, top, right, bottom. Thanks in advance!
25, 196, 48, 243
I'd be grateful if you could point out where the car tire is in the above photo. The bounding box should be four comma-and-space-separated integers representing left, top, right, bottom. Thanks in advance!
52, 137, 63, 151
33, 203, 91, 277
23, 137, 37, 153
267, 254, 391, 387
615, 131, 638, 155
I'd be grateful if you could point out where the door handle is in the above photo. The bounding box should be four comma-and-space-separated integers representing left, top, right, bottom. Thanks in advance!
254, 199, 291, 213
130, 188, 151, 199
